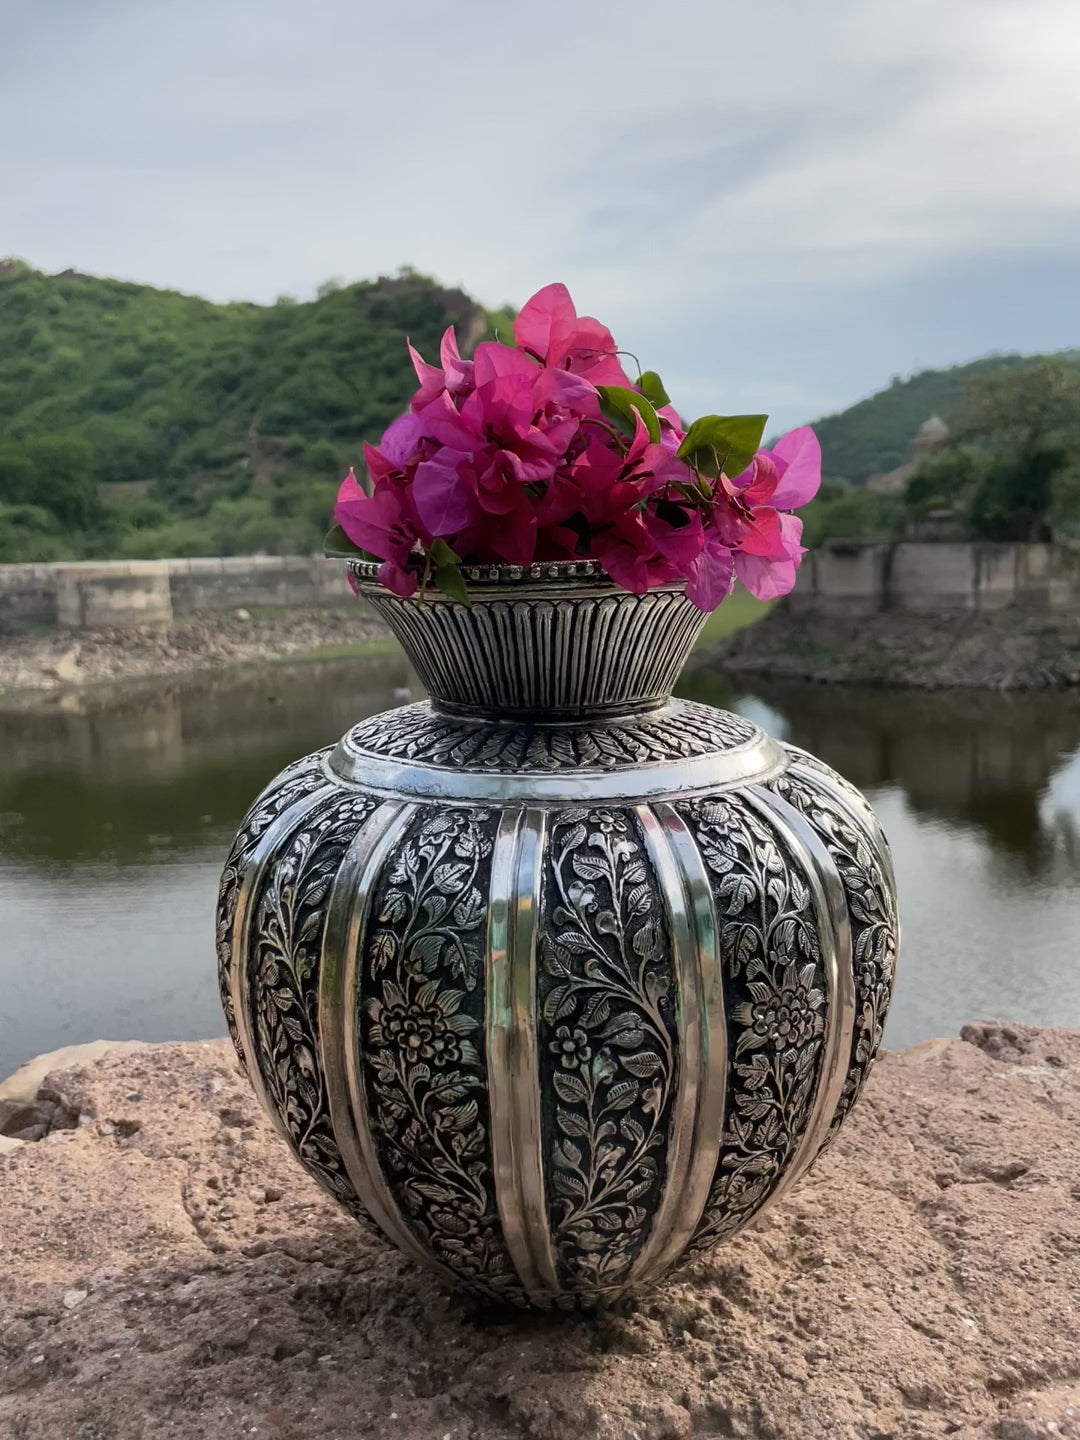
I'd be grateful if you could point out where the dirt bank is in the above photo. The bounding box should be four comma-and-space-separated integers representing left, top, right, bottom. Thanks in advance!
0, 605, 392, 704
1, 1023, 1078, 1439
701, 604, 1080, 690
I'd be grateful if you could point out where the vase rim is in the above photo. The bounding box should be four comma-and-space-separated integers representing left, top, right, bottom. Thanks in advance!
345, 557, 685, 598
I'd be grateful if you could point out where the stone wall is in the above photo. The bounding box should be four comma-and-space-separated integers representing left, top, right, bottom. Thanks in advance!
0, 556, 353, 631
790, 540, 1080, 614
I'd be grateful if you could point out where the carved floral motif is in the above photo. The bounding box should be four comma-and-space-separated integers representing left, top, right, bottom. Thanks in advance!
215, 749, 331, 1066
247, 791, 377, 1219
769, 766, 898, 1133
359, 807, 523, 1302
537, 807, 677, 1292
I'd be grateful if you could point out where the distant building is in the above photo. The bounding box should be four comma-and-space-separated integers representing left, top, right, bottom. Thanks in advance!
913, 415, 950, 452
865, 414, 949, 494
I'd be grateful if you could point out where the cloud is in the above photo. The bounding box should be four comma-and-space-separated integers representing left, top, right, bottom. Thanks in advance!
2, 0, 1079, 429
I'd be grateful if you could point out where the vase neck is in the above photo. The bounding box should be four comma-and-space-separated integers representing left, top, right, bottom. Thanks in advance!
354, 577, 706, 722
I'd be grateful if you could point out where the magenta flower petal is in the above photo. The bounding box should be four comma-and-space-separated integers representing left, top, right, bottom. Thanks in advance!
336, 466, 367, 506
472, 341, 538, 386
379, 412, 424, 469
514, 283, 577, 360
413, 450, 480, 536
407, 340, 446, 412
417, 390, 481, 451
767, 427, 821, 508
734, 550, 799, 601
533, 366, 598, 412
377, 560, 418, 598
439, 327, 462, 370
335, 485, 416, 563
737, 507, 785, 558
685, 539, 735, 612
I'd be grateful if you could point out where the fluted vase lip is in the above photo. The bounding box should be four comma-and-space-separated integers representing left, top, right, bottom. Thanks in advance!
345, 560, 707, 721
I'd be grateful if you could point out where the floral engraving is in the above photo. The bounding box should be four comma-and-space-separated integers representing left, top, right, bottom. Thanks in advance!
247, 791, 377, 1219
344, 698, 756, 773
677, 794, 826, 1258
783, 746, 895, 869
537, 808, 677, 1293
215, 749, 331, 1066
359, 807, 523, 1302
770, 765, 898, 1134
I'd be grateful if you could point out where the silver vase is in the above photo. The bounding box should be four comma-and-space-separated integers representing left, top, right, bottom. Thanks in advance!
216, 561, 899, 1308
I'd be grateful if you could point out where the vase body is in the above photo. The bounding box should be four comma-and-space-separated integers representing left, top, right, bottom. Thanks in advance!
217, 562, 899, 1308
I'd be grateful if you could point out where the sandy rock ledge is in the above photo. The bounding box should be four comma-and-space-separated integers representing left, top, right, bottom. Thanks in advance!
1, 1024, 1078, 1440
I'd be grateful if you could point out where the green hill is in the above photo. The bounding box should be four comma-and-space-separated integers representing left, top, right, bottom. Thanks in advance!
1, 257, 1076, 561
812, 350, 1080, 484
0, 260, 491, 561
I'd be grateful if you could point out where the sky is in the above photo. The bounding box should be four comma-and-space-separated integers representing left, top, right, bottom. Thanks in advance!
3, 0, 1080, 432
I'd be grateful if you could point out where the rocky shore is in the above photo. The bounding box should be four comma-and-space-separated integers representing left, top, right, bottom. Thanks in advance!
4, 598, 1079, 704
703, 605, 1080, 691
1, 1024, 1078, 1439
0, 605, 391, 703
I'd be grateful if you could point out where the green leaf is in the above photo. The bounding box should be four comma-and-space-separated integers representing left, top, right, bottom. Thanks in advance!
428, 537, 460, 567
433, 561, 472, 608
676, 414, 768, 479
323, 523, 370, 559
597, 385, 661, 445
638, 371, 670, 408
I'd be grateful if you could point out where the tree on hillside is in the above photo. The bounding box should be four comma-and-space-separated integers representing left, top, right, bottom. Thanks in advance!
902, 360, 1080, 542
949, 360, 1080, 541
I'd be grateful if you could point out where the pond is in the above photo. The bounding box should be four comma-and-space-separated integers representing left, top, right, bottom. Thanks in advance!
1, 655, 1078, 1078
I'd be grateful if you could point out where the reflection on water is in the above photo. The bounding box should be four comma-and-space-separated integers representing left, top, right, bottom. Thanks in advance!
1, 658, 1078, 1074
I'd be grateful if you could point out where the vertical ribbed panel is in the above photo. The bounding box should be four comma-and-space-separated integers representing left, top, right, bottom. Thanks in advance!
360, 583, 708, 717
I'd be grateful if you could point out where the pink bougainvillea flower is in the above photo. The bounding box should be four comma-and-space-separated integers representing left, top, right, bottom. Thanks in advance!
731, 428, 821, 511
333, 468, 426, 597
594, 504, 703, 594
332, 282, 820, 611
730, 452, 780, 507
685, 536, 735, 612
362, 411, 424, 484
407, 339, 447, 414
440, 326, 474, 399
419, 377, 559, 483
761, 426, 822, 509
407, 326, 475, 412
733, 513, 806, 600
412, 448, 480, 535
514, 283, 633, 386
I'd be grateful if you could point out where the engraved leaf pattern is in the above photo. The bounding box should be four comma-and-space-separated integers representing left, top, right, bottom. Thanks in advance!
678, 794, 827, 1259
770, 765, 898, 1135
344, 699, 755, 773
538, 808, 677, 1293
360, 807, 523, 1302
215, 748, 332, 1067
247, 791, 377, 1218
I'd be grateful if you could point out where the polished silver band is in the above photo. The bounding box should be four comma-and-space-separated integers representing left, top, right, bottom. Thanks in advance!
628, 804, 728, 1286
327, 734, 787, 805
486, 808, 559, 1305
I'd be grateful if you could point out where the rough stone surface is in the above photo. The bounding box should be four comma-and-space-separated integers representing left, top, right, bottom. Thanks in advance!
1, 1024, 1078, 1440
703, 605, 1080, 690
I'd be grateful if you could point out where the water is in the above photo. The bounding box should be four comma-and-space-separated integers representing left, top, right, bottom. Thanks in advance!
1, 658, 1078, 1078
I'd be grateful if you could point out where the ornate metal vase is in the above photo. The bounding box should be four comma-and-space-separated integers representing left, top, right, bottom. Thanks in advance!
217, 561, 899, 1308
